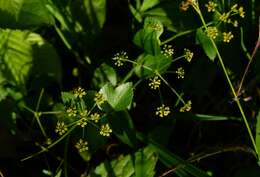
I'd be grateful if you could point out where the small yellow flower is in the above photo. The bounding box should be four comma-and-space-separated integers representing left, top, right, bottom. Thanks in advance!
180, 100, 192, 112
94, 92, 106, 105
206, 27, 218, 39
161, 45, 174, 58
219, 12, 230, 23
205, 1, 217, 12
238, 7, 245, 18
100, 124, 112, 137
176, 67, 185, 79
184, 48, 193, 62
55, 121, 68, 135
75, 139, 88, 153
90, 113, 101, 123
148, 23, 162, 32
73, 87, 86, 99
223, 32, 234, 43
148, 76, 161, 90
156, 104, 171, 118
112, 51, 128, 67
66, 107, 77, 117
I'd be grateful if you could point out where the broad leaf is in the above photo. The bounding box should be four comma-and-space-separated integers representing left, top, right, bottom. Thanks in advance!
135, 54, 172, 78
140, 0, 161, 12
92, 63, 117, 88
101, 82, 133, 111
133, 17, 163, 55
88, 146, 157, 177
196, 28, 217, 61
0, 0, 54, 28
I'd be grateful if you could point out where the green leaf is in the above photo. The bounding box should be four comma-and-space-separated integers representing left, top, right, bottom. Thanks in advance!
256, 110, 260, 165
88, 146, 157, 177
92, 63, 117, 88
135, 54, 172, 78
137, 133, 210, 177
110, 111, 137, 148
140, 0, 161, 12
196, 28, 217, 61
100, 82, 133, 111
133, 17, 163, 55
0, 29, 33, 85
54, 170, 62, 177
0, 0, 54, 28
135, 146, 157, 177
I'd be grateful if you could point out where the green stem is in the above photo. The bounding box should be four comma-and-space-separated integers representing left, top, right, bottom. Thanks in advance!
194, 5, 258, 156
161, 29, 195, 45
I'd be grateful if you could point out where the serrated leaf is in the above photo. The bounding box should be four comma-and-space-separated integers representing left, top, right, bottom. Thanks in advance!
135, 54, 172, 78
196, 28, 216, 61
0, 0, 54, 28
100, 82, 133, 111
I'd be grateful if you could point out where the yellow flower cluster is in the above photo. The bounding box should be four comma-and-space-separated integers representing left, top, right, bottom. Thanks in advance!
161, 45, 174, 58
66, 107, 77, 117
223, 32, 234, 43
55, 121, 68, 135
90, 113, 101, 123
148, 76, 161, 90
73, 87, 86, 99
184, 48, 193, 62
75, 139, 88, 153
100, 124, 112, 136
156, 104, 171, 118
219, 4, 245, 27
180, 100, 192, 112
176, 67, 185, 79
207, 26, 218, 39
94, 92, 106, 105
112, 51, 128, 67
205, 1, 217, 12
77, 110, 88, 127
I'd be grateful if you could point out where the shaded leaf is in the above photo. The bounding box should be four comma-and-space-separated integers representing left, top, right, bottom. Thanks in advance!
101, 82, 133, 111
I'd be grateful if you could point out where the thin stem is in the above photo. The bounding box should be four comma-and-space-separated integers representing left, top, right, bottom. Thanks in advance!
161, 29, 195, 45
194, 4, 258, 156
36, 88, 44, 112
156, 71, 185, 104
21, 125, 77, 162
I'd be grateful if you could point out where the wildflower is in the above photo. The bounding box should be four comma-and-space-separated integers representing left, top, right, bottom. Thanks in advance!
184, 48, 193, 62
176, 67, 185, 79
73, 87, 86, 99
94, 92, 106, 105
90, 113, 101, 123
161, 45, 174, 58
55, 121, 68, 135
66, 107, 77, 117
219, 12, 230, 23
148, 76, 161, 90
100, 124, 112, 137
148, 23, 162, 32
233, 20, 238, 27
238, 7, 245, 18
112, 51, 128, 67
75, 139, 88, 153
205, 1, 217, 12
156, 104, 171, 118
77, 111, 88, 127
180, 1, 190, 11
206, 27, 218, 39
180, 100, 192, 112
223, 32, 234, 43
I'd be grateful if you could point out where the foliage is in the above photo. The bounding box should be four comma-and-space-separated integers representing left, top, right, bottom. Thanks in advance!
0, 0, 260, 177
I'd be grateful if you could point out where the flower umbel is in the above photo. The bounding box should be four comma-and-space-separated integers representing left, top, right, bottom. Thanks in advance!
90, 113, 101, 123
156, 104, 171, 118
207, 26, 218, 39
184, 48, 193, 62
205, 1, 217, 12
149, 76, 161, 90
100, 124, 112, 137
180, 100, 192, 112
176, 67, 185, 79
112, 51, 128, 67
55, 121, 68, 135
223, 32, 234, 43
75, 139, 88, 153
94, 92, 106, 105
66, 107, 77, 117
77, 111, 88, 127
73, 87, 86, 99
161, 45, 174, 58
